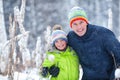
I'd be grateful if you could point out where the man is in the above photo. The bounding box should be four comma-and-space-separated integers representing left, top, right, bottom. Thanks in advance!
67, 6, 120, 80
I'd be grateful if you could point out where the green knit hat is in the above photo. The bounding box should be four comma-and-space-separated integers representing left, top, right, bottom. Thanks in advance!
68, 6, 88, 27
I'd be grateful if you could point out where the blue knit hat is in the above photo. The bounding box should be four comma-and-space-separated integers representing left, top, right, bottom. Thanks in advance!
51, 30, 68, 45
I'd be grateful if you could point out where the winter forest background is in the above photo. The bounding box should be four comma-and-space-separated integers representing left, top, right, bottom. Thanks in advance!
0, 0, 120, 80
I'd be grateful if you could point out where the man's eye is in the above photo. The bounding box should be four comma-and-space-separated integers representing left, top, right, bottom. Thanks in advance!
79, 21, 83, 24
73, 23, 77, 25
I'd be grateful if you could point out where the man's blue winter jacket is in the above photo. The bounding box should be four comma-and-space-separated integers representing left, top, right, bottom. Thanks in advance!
67, 24, 120, 80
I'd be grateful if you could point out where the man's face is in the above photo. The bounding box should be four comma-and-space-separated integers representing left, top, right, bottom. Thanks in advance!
71, 20, 87, 37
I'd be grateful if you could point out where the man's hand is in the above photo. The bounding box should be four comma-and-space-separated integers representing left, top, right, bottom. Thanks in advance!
115, 68, 120, 78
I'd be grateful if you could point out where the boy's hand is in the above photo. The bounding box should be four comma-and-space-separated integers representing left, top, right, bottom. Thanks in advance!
41, 67, 48, 77
49, 65, 60, 77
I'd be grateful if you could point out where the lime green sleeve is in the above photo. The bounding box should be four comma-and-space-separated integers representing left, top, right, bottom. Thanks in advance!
42, 52, 55, 68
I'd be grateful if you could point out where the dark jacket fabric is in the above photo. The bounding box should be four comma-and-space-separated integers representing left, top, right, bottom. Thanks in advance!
67, 24, 120, 80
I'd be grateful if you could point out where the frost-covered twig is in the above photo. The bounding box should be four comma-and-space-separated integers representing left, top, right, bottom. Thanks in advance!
14, 0, 26, 34
35, 37, 42, 54
44, 26, 52, 51
14, 0, 30, 70
32, 37, 43, 70
8, 13, 17, 80
20, 0, 26, 22
2, 31, 29, 50
7, 0, 28, 79
14, 6, 25, 34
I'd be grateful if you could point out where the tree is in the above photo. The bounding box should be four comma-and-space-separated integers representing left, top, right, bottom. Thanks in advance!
112, 0, 120, 37
0, 0, 8, 75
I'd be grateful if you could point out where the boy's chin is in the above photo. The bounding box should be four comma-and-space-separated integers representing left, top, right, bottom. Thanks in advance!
57, 46, 67, 51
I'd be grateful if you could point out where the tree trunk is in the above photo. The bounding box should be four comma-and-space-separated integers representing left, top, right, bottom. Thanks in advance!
0, 0, 7, 47
0, 0, 8, 75
112, 0, 120, 37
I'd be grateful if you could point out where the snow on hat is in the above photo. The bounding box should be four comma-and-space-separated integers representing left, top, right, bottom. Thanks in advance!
68, 6, 88, 28
51, 30, 68, 46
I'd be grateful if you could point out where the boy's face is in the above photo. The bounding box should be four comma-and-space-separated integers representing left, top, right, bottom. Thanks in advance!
71, 20, 87, 37
55, 39, 67, 51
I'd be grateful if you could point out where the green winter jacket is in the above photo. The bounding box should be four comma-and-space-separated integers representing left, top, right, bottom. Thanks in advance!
42, 46, 79, 80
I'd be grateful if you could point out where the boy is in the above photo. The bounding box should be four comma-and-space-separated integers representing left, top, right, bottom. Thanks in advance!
41, 25, 79, 80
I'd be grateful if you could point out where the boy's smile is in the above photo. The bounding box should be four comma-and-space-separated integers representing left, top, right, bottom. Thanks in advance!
55, 39, 67, 51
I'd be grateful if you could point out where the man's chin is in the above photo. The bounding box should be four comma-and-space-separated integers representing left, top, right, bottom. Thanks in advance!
77, 33, 85, 36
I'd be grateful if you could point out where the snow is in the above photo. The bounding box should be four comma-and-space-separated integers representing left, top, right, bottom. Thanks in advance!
0, 68, 83, 80
0, 75, 8, 80
13, 71, 40, 80
0, 68, 44, 80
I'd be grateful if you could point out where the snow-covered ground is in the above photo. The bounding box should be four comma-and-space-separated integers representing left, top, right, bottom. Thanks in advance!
0, 68, 83, 80
0, 75, 8, 80
0, 68, 42, 80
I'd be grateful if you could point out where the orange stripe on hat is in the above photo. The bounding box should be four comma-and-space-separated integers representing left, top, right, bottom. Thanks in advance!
70, 16, 88, 28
